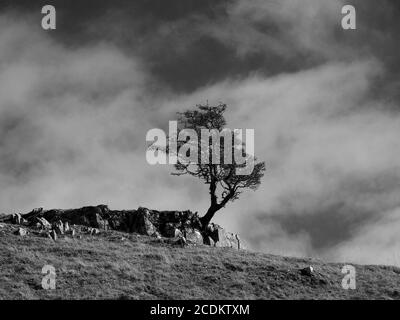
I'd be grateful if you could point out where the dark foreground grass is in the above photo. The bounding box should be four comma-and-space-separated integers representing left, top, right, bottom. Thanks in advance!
1, 223, 400, 300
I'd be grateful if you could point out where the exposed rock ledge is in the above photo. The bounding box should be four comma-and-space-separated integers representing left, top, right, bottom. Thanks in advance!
0, 205, 245, 250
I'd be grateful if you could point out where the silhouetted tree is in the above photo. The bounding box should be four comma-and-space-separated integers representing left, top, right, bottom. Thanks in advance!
169, 103, 266, 229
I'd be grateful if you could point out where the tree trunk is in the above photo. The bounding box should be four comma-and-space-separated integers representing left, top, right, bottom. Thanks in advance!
200, 205, 219, 229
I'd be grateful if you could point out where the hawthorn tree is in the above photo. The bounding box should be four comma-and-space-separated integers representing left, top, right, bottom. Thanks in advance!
169, 103, 266, 229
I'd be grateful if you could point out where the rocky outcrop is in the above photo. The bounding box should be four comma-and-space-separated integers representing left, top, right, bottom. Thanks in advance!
3, 205, 245, 250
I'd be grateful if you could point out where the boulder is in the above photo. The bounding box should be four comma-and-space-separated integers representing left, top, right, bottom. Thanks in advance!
91, 228, 100, 235
300, 266, 314, 276
12, 213, 22, 225
235, 234, 244, 250
14, 227, 27, 236
53, 220, 64, 235
35, 217, 51, 229
142, 218, 157, 236
50, 230, 57, 241
184, 228, 203, 245
93, 213, 109, 230
64, 221, 70, 233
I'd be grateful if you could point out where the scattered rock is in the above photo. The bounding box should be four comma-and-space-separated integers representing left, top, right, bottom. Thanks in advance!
14, 227, 27, 236
300, 266, 314, 276
89, 228, 100, 235
50, 230, 57, 241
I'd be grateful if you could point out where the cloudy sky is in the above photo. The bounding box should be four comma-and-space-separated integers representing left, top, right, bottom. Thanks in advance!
1, 0, 400, 266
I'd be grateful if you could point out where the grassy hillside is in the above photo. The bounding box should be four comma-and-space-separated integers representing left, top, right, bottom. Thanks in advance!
1, 222, 399, 300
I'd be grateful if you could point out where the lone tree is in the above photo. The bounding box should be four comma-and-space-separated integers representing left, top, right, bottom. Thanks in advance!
168, 103, 266, 229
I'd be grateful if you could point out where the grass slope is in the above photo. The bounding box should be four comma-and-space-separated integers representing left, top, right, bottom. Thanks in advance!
1, 222, 400, 300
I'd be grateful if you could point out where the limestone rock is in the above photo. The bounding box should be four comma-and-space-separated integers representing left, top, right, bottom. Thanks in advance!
50, 230, 57, 241
12, 213, 22, 225
35, 217, 51, 229
14, 227, 27, 236
208, 224, 240, 250
53, 220, 64, 235
300, 266, 314, 276
2, 205, 245, 251
64, 221, 70, 232
32, 207, 43, 214
128, 207, 158, 237
163, 223, 183, 238
185, 229, 203, 245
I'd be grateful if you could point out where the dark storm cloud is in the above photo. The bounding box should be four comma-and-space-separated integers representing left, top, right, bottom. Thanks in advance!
1, 0, 400, 265
3, 0, 400, 94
